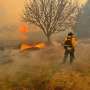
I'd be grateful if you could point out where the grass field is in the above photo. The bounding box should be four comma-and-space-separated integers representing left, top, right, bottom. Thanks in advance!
0, 39, 90, 90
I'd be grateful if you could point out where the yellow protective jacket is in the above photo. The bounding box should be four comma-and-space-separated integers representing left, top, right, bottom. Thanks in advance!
64, 35, 78, 48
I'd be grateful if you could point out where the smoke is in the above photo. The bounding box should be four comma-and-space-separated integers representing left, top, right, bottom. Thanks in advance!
73, 0, 88, 8
77, 0, 88, 7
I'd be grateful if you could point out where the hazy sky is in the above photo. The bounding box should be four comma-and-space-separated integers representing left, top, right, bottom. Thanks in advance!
0, 0, 89, 40
0, 0, 88, 27
0, 0, 25, 26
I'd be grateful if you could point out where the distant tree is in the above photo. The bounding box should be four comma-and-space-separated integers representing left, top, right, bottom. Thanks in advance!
23, 0, 80, 42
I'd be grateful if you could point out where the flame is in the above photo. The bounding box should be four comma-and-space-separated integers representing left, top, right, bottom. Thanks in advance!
20, 43, 46, 51
20, 43, 33, 51
19, 23, 29, 42
19, 23, 46, 51
19, 23, 29, 33
35, 43, 46, 48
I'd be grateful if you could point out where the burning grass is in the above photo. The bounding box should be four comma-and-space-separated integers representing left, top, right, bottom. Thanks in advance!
20, 42, 46, 51
0, 41, 90, 90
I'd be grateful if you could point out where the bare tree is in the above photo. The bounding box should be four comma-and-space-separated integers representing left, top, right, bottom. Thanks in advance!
23, 0, 80, 42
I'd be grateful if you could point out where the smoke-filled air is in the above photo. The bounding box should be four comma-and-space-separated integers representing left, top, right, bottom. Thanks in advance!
0, 0, 90, 90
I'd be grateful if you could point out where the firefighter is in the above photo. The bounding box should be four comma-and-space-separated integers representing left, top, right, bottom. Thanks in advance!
63, 32, 78, 64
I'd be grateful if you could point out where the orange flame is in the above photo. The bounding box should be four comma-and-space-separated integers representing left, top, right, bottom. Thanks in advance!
19, 23, 29, 33
19, 23, 46, 51
20, 43, 33, 51
19, 23, 29, 41
20, 43, 46, 51
35, 43, 46, 48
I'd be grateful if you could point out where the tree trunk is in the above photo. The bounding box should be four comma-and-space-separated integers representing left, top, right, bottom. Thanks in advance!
47, 34, 51, 44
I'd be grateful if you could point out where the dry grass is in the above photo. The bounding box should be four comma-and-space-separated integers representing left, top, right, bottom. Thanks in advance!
0, 40, 90, 90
